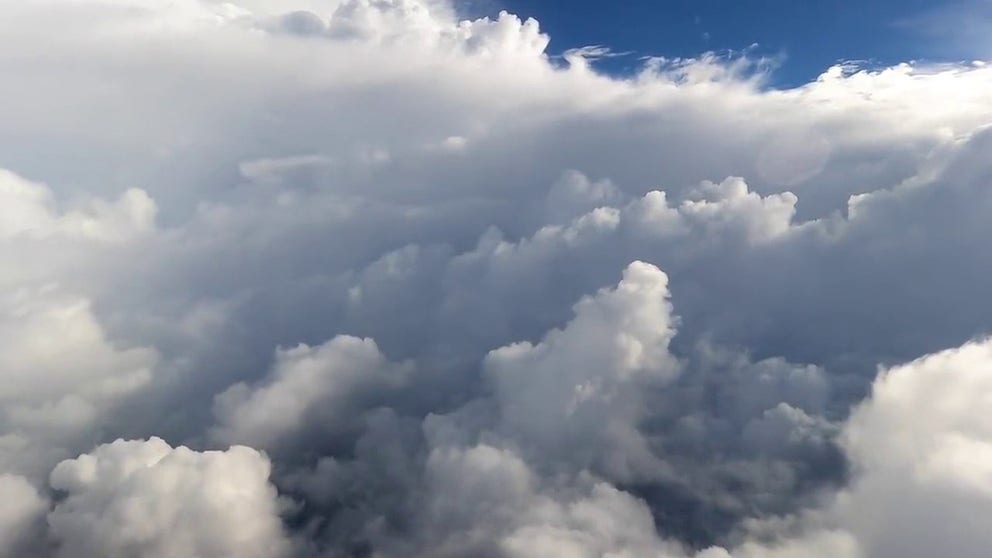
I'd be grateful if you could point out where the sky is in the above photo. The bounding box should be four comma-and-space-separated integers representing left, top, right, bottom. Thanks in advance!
1, 1, 992, 557
467, 0, 991, 85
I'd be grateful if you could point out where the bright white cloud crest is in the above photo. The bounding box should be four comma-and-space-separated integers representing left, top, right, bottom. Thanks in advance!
1, 0, 992, 556
48, 438, 291, 558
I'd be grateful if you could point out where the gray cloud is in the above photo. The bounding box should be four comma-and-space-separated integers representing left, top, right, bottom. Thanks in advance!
1, 0, 991, 556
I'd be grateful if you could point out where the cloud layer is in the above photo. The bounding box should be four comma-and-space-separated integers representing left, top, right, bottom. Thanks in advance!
2, 0, 992, 556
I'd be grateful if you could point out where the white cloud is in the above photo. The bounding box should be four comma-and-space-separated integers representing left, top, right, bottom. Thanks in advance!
48, 438, 292, 558
0, 288, 154, 405
0, 170, 155, 242
829, 338, 992, 557
722, 338, 992, 558
212, 335, 412, 451
0, 475, 47, 557
486, 261, 679, 480
400, 442, 702, 558
0, 286, 157, 483
0, 0, 991, 555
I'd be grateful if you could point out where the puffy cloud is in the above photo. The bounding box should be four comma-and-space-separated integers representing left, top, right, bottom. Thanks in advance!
407, 443, 696, 558
0, 285, 157, 482
720, 338, 992, 558
48, 438, 292, 558
0, 0, 991, 555
486, 261, 679, 480
0, 169, 155, 242
0, 288, 154, 407
0, 475, 47, 557
211, 335, 412, 452
314, 264, 839, 554
544, 169, 625, 225
828, 338, 992, 558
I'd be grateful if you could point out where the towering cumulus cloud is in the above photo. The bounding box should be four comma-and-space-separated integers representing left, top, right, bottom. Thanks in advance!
1, 0, 992, 556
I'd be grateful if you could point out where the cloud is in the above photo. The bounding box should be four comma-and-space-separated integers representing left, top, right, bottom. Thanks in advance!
0, 285, 157, 482
48, 438, 292, 558
211, 335, 412, 452
0, 475, 47, 557
407, 443, 698, 558
0, 170, 155, 242
485, 261, 679, 480
0, 0, 991, 555
724, 337, 992, 558
828, 338, 992, 557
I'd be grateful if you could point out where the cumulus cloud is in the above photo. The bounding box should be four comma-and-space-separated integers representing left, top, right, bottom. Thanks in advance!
720, 338, 992, 558
211, 335, 412, 452
0, 285, 158, 483
407, 443, 696, 558
0, 474, 47, 557
1, 0, 991, 555
48, 438, 291, 558
486, 261, 679, 480
0, 170, 155, 242
826, 338, 992, 558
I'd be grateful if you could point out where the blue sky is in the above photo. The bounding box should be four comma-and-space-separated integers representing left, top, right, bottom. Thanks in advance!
463, 0, 992, 86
